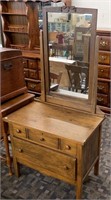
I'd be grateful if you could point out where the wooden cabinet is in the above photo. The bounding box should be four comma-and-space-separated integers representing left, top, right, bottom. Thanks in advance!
0, 1, 40, 50
22, 52, 41, 96
97, 29, 111, 113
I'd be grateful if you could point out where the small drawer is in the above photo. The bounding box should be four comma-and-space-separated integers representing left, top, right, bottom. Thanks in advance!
97, 81, 109, 94
12, 124, 26, 138
98, 65, 110, 79
22, 59, 28, 68
97, 94, 109, 106
28, 59, 37, 69
60, 139, 76, 156
28, 129, 59, 149
98, 52, 110, 65
27, 81, 41, 92
99, 36, 111, 51
24, 68, 29, 78
29, 69, 38, 79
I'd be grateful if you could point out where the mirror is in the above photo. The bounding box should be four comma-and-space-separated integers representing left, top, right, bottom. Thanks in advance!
42, 7, 98, 113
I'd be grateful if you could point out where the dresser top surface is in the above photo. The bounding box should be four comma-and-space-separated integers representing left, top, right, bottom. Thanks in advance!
3, 101, 104, 144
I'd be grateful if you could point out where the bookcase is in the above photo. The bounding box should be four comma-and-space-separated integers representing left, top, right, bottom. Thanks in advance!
1, 1, 40, 50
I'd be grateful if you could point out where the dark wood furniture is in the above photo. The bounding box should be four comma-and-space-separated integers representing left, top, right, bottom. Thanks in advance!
0, 47, 35, 171
97, 29, 111, 114
1, 48, 27, 103
3, 6, 104, 200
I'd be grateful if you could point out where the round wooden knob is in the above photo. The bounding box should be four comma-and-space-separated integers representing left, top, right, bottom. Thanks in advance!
40, 137, 45, 141
63, 166, 69, 170
65, 145, 71, 150
18, 149, 23, 153
16, 129, 21, 133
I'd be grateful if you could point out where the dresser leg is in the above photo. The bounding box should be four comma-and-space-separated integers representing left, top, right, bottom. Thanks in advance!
13, 159, 20, 178
76, 181, 82, 199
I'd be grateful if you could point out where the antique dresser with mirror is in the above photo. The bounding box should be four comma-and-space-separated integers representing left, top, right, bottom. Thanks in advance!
3, 6, 105, 199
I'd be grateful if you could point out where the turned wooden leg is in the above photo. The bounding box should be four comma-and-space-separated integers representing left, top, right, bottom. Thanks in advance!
3, 121, 12, 176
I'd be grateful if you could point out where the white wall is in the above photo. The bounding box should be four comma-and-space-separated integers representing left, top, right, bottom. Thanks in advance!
71, 0, 111, 29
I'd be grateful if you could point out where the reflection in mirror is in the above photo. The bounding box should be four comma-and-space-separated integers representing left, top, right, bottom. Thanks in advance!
48, 13, 92, 99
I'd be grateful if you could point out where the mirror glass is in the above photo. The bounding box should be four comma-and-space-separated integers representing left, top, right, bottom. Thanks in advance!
48, 12, 92, 99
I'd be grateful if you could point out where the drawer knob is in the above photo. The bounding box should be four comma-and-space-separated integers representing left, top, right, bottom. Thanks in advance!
16, 129, 21, 133
64, 166, 69, 170
30, 84, 36, 89
18, 148, 23, 153
97, 86, 105, 90
100, 69, 104, 72
99, 55, 107, 61
65, 145, 71, 150
97, 97, 103, 102
40, 137, 45, 141
100, 41, 108, 47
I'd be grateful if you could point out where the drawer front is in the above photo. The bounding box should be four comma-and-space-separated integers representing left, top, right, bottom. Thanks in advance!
27, 81, 41, 92
99, 36, 111, 51
28, 59, 37, 69
97, 93, 109, 106
98, 52, 110, 65
97, 81, 109, 94
22, 59, 28, 68
98, 65, 110, 79
60, 139, 76, 156
29, 69, 38, 79
12, 124, 26, 138
24, 68, 29, 78
28, 129, 59, 149
13, 137, 76, 181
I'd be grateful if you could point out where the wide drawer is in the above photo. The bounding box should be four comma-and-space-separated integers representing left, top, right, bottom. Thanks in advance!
97, 81, 109, 94
98, 51, 111, 65
98, 65, 110, 79
99, 36, 111, 51
97, 93, 109, 106
13, 137, 77, 182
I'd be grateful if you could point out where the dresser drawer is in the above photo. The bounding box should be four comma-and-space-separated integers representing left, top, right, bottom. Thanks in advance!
60, 139, 76, 156
98, 52, 110, 65
28, 69, 38, 79
97, 94, 109, 106
98, 65, 110, 79
12, 124, 26, 139
97, 81, 109, 94
28, 59, 37, 69
13, 137, 77, 182
28, 129, 59, 149
99, 36, 111, 51
27, 81, 41, 92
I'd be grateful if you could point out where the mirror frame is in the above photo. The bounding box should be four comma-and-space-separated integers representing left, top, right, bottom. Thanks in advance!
42, 6, 98, 114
